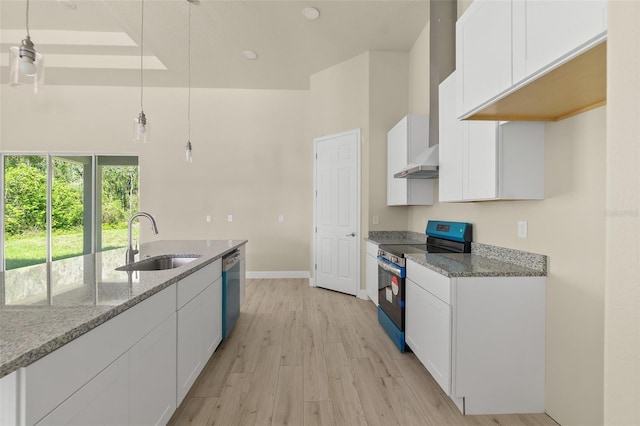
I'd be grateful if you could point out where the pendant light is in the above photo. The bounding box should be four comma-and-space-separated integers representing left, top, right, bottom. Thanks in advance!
133, 0, 150, 143
185, 0, 194, 163
8, 0, 44, 93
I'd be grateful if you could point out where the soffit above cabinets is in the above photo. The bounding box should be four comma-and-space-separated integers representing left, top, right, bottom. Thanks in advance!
467, 41, 606, 122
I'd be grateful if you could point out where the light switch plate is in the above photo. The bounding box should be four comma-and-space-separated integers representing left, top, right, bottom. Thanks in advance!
372, 215, 380, 225
278, 215, 284, 222
517, 220, 528, 238
227, 215, 233, 222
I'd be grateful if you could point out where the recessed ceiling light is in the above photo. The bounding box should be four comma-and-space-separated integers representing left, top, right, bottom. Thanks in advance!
302, 7, 320, 21
243, 50, 258, 60
57, 0, 77, 10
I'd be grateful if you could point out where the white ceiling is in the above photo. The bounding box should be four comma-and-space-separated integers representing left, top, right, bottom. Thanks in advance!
0, 0, 430, 89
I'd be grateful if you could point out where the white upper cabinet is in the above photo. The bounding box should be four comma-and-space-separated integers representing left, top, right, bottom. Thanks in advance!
462, 121, 500, 200
457, 0, 607, 120
438, 73, 464, 202
386, 115, 434, 206
512, 0, 607, 84
456, 0, 513, 118
440, 71, 545, 202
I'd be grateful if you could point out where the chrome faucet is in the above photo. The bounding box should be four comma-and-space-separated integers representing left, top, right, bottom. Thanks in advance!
126, 212, 159, 264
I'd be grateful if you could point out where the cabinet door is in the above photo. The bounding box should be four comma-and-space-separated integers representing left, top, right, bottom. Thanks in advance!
387, 117, 409, 206
462, 121, 498, 200
406, 280, 452, 395
203, 278, 223, 360
130, 313, 177, 426
366, 254, 379, 306
438, 72, 464, 202
177, 293, 205, 404
513, 0, 607, 83
37, 354, 129, 426
405, 279, 424, 360
457, 0, 512, 116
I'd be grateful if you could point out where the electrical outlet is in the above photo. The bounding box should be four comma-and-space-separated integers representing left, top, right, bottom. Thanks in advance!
278, 214, 284, 223
227, 214, 233, 222
517, 220, 528, 238
372, 215, 380, 225
206, 215, 211, 223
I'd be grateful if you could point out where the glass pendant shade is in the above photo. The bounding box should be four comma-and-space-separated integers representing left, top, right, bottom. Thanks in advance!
185, 141, 193, 163
8, 39, 44, 93
133, 111, 150, 143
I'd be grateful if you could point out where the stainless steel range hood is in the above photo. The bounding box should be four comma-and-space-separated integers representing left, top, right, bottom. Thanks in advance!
394, 144, 439, 179
393, 1, 454, 181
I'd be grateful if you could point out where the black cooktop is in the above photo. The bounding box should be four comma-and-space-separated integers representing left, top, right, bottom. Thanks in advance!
378, 243, 427, 257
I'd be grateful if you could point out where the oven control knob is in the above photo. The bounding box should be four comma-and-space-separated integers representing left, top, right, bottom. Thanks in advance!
392, 255, 398, 263
378, 249, 384, 257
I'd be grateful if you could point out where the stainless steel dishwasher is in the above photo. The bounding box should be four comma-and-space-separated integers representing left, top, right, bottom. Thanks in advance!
222, 250, 241, 340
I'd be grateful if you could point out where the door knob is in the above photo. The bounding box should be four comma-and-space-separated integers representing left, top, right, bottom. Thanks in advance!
346, 232, 356, 237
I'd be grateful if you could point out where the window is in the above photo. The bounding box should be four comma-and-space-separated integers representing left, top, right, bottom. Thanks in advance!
1, 154, 138, 271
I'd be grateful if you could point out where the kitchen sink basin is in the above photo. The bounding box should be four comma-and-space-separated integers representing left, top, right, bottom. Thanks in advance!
116, 255, 201, 272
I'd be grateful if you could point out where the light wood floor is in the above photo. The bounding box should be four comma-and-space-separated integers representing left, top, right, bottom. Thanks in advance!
168, 279, 558, 426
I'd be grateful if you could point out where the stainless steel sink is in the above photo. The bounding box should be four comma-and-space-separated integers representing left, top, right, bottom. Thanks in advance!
116, 255, 201, 272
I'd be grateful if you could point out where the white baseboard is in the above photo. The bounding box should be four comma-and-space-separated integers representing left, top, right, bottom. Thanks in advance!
246, 271, 311, 279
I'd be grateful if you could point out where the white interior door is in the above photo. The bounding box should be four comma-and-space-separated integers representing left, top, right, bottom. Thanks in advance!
314, 130, 360, 296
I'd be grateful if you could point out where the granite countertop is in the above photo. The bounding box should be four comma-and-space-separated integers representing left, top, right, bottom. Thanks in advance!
367, 230, 547, 278
405, 252, 546, 278
365, 231, 427, 245
0, 239, 247, 379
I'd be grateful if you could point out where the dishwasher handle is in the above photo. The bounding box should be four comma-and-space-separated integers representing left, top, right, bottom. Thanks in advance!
223, 250, 241, 270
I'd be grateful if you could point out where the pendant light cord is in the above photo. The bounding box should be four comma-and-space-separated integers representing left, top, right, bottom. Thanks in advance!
188, 0, 192, 142
25, 0, 30, 37
140, 0, 144, 111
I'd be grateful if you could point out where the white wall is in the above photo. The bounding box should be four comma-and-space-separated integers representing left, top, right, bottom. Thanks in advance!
604, 1, 640, 424
0, 85, 312, 273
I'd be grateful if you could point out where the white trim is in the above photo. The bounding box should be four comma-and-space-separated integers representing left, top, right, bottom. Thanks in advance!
312, 129, 362, 297
246, 271, 310, 279
357, 289, 369, 300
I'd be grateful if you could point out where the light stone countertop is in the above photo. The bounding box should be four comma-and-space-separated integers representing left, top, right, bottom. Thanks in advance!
0, 239, 247, 379
365, 230, 427, 245
405, 252, 546, 278
366, 230, 546, 277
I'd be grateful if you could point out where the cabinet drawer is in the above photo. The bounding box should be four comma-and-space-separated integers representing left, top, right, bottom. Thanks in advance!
406, 260, 451, 304
366, 241, 379, 257
25, 285, 176, 425
177, 259, 222, 309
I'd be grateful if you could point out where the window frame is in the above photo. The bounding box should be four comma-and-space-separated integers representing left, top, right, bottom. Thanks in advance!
1, 152, 138, 272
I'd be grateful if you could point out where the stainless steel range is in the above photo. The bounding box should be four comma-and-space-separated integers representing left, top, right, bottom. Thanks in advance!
377, 220, 472, 352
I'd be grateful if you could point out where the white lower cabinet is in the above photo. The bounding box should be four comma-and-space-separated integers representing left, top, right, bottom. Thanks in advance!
365, 241, 379, 305
177, 276, 223, 404
37, 354, 130, 426
405, 259, 545, 415
177, 294, 206, 404
130, 313, 177, 426
405, 279, 452, 395
4, 255, 232, 426
203, 279, 223, 360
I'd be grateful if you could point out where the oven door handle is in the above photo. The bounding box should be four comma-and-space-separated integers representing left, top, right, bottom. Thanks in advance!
377, 257, 405, 278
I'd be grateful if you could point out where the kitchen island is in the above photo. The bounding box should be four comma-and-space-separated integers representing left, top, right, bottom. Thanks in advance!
0, 239, 246, 425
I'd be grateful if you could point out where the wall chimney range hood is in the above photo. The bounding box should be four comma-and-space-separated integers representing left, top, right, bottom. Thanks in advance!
394, 144, 439, 179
